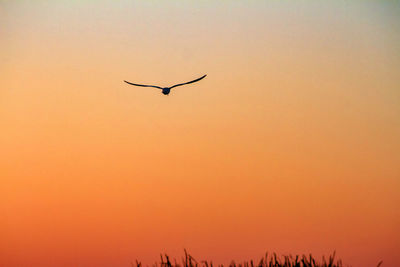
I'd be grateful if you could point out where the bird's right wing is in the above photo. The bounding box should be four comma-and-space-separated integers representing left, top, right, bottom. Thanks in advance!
124, 80, 162, 89
170, 75, 207, 89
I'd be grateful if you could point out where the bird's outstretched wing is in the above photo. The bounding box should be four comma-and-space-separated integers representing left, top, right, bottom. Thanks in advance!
124, 80, 163, 89
170, 75, 207, 89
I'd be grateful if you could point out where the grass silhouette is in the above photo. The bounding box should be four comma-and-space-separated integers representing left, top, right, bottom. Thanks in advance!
133, 250, 384, 267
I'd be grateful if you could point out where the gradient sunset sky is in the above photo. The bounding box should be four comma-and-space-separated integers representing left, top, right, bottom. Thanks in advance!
1, 1, 400, 267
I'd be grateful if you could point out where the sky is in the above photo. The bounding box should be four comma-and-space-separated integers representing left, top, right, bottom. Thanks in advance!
1, 1, 400, 266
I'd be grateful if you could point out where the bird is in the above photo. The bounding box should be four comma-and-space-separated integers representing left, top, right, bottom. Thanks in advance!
124, 74, 206, 95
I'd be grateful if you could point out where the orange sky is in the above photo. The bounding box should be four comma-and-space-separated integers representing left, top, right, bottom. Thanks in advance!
1, 1, 400, 267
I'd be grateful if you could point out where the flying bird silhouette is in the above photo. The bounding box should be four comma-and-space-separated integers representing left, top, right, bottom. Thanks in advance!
124, 75, 206, 95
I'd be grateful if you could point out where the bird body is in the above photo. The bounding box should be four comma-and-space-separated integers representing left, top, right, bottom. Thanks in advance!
124, 74, 206, 95
162, 88, 171, 95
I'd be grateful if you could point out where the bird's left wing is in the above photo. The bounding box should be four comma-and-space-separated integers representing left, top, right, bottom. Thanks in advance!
124, 81, 163, 89
170, 75, 207, 89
